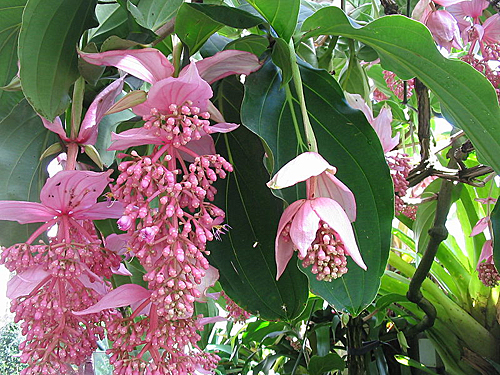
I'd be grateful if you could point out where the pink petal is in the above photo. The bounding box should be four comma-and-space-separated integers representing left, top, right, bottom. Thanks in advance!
197, 316, 227, 325
311, 197, 367, 270
40, 116, 69, 142
372, 107, 399, 153
460, 0, 488, 18
7, 266, 50, 299
73, 201, 124, 220
483, 14, 500, 44
105, 233, 132, 255
206, 100, 225, 123
434, 0, 463, 6
195, 50, 261, 84
267, 152, 336, 190
73, 284, 151, 315
112, 263, 133, 276
209, 122, 240, 133
470, 216, 490, 236
290, 200, 321, 258
315, 171, 357, 222
345, 93, 374, 123
276, 200, 305, 280
78, 48, 174, 84
78, 76, 125, 145
78, 273, 110, 295
195, 265, 219, 302
477, 240, 494, 269
133, 63, 212, 116
426, 10, 461, 51
446, 3, 471, 32
0, 201, 56, 224
178, 134, 216, 162
40, 170, 113, 213
108, 127, 165, 151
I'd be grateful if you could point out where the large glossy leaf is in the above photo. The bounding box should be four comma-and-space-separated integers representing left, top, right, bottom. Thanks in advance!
0, 1, 25, 119
18, 0, 98, 121
246, 0, 300, 42
0, 99, 56, 247
302, 7, 500, 174
127, 0, 182, 32
241, 60, 393, 315
175, 3, 223, 54
207, 77, 309, 321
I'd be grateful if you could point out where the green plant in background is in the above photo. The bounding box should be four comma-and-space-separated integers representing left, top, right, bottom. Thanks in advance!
0, 322, 26, 374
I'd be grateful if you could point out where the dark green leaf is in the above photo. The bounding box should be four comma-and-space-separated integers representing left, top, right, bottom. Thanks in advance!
88, 3, 129, 45
19, 0, 98, 120
302, 8, 500, 174
175, 3, 223, 54
0, 1, 26, 119
207, 76, 309, 321
78, 43, 105, 86
225, 35, 269, 57
127, 0, 182, 32
241, 60, 393, 315
308, 353, 345, 375
207, 126, 309, 321
0, 99, 56, 247
247, 0, 300, 42
200, 33, 231, 57
271, 38, 293, 86
184, 3, 262, 29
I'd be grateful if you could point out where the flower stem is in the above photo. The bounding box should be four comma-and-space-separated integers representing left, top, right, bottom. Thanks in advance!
289, 39, 318, 153
66, 142, 78, 171
71, 76, 85, 139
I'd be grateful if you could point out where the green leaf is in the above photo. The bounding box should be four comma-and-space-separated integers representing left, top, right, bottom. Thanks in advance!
246, 0, 300, 42
19, 0, 98, 121
224, 34, 269, 57
127, 0, 182, 32
174, 3, 223, 54
339, 52, 370, 100
94, 109, 135, 168
208, 126, 309, 321
271, 38, 293, 87
491, 198, 500, 269
207, 76, 308, 321
0, 1, 26, 119
241, 60, 393, 315
302, 8, 500, 174
88, 3, 129, 45
0, 99, 56, 247
184, 3, 262, 29
394, 355, 439, 375
308, 353, 345, 375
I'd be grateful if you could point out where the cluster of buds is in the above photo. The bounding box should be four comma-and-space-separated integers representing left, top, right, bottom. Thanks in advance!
386, 152, 417, 219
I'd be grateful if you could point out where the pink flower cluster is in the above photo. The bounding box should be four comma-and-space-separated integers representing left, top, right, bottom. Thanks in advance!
386, 152, 417, 219
268, 152, 367, 281
222, 292, 251, 323
383, 71, 415, 101
0, 47, 261, 375
0, 171, 124, 374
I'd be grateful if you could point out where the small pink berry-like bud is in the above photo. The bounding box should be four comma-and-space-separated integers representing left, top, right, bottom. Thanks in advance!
117, 215, 133, 231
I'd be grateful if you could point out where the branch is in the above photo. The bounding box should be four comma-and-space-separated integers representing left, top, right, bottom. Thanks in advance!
405, 146, 458, 338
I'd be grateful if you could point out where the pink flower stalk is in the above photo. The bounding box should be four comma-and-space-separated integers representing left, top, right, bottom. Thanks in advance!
0, 170, 125, 374
40, 76, 125, 146
383, 71, 415, 101
268, 152, 366, 281
476, 240, 500, 287
222, 292, 251, 323
74, 272, 221, 374
386, 151, 416, 219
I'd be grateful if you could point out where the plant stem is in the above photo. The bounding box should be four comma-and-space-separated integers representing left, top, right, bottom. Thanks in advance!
71, 77, 85, 139
347, 316, 365, 375
289, 39, 318, 152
